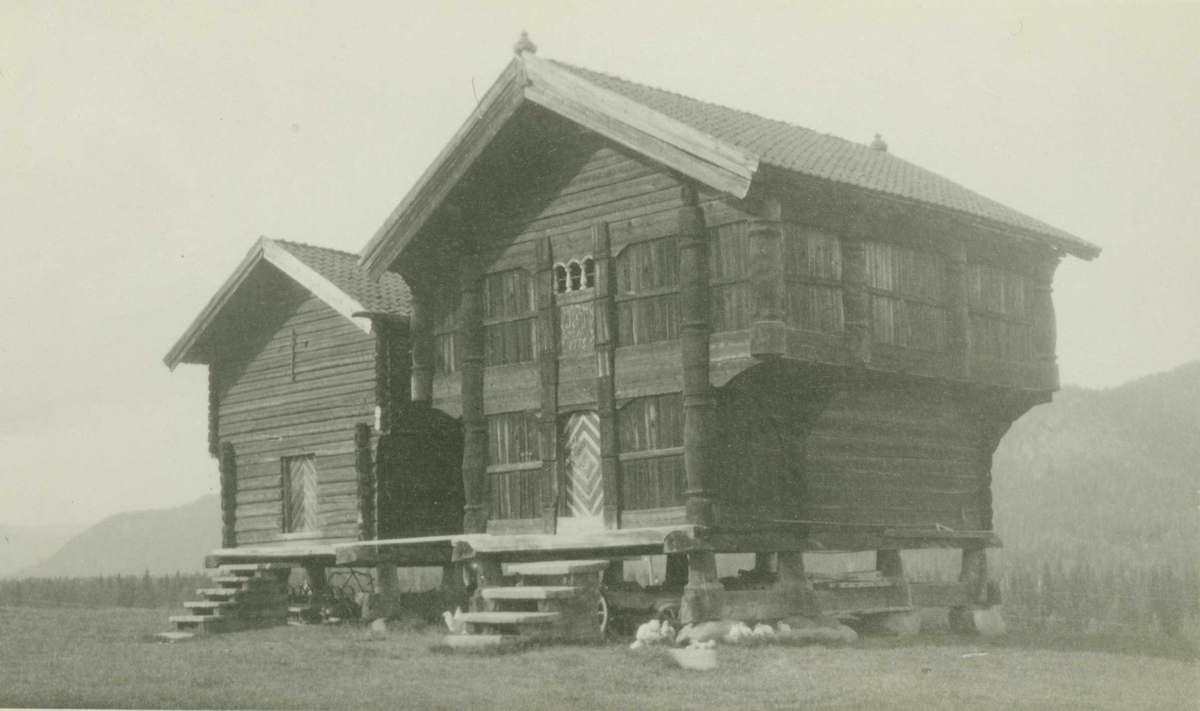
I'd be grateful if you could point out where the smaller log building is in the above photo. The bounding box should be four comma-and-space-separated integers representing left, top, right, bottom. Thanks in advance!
164, 238, 463, 555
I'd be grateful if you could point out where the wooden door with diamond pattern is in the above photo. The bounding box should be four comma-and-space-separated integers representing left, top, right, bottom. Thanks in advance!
559, 410, 603, 533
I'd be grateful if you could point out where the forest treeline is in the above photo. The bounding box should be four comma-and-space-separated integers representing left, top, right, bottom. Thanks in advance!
0, 570, 212, 610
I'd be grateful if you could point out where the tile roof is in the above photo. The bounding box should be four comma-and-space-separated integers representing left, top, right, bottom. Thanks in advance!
274, 240, 411, 316
551, 61, 1097, 256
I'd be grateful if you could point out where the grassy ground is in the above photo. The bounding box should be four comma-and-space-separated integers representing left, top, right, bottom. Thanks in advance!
0, 606, 1195, 710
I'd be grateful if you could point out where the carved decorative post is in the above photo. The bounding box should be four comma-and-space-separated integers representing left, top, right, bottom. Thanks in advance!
408, 279, 435, 406
458, 257, 489, 534
593, 223, 621, 529
373, 321, 393, 433
218, 442, 237, 549
207, 367, 220, 457
946, 242, 970, 379
748, 196, 786, 358
535, 236, 560, 533
1031, 255, 1061, 391
841, 235, 871, 365
678, 184, 714, 527
354, 423, 376, 540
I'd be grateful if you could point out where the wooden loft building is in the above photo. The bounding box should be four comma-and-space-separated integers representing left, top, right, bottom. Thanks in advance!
164, 238, 463, 561
341, 34, 1100, 632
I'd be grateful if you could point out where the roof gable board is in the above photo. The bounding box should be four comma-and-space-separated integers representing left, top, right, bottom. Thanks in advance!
164, 238, 374, 370
359, 53, 762, 279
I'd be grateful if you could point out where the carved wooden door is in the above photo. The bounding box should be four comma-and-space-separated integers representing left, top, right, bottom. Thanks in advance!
559, 410, 604, 533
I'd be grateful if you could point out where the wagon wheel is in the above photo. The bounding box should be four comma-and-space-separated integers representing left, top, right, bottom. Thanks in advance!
596, 592, 610, 635
655, 600, 682, 627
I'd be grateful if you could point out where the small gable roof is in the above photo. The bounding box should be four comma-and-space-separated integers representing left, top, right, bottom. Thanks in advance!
360, 39, 1098, 279
164, 238, 410, 370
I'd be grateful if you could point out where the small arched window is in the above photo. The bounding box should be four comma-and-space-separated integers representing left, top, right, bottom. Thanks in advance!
554, 264, 568, 294
568, 261, 583, 292
583, 257, 596, 289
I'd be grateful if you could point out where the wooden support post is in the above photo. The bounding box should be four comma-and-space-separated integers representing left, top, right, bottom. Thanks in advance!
945, 243, 970, 380
776, 551, 819, 617
664, 554, 689, 591
753, 552, 776, 576
535, 236, 561, 534
218, 442, 237, 549
950, 546, 1004, 635
207, 366, 220, 457
748, 196, 786, 358
1031, 255, 1061, 391
877, 549, 913, 608
840, 234, 871, 365
373, 321, 393, 433
959, 547, 989, 606
409, 280, 435, 406
458, 258, 489, 534
354, 423, 376, 541
593, 223, 621, 530
680, 551, 724, 624
470, 558, 504, 613
304, 564, 332, 599
678, 184, 715, 527
376, 563, 400, 597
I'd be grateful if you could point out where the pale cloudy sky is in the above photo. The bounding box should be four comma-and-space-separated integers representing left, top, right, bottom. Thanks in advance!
1, 1, 1197, 527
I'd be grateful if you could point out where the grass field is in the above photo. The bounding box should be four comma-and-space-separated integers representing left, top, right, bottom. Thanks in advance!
0, 606, 1195, 710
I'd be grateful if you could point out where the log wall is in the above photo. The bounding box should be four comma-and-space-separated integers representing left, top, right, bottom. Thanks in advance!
215, 294, 377, 546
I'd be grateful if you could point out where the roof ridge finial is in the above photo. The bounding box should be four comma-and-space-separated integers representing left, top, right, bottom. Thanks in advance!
870, 133, 888, 152
514, 31, 537, 56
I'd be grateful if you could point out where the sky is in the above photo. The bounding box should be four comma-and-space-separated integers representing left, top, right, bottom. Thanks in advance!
1, 1, 1197, 527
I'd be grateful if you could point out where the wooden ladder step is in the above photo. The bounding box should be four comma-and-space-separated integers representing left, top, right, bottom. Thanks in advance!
482, 586, 581, 601
183, 601, 233, 614
442, 634, 523, 650
459, 611, 561, 626
505, 560, 609, 577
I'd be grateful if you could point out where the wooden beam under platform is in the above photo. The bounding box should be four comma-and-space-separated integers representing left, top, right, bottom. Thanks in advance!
332, 535, 458, 567
452, 526, 697, 563
205, 546, 337, 569
662, 525, 1002, 555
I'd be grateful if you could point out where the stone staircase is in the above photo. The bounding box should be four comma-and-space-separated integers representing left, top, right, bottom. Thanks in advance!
157, 564, 292, 642
442, 560, 609, 651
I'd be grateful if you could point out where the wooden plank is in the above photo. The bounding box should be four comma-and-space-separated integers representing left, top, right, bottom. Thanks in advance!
482, 586, 580, 600
459, 611, 560, 625
614, 342, 682, 399
620, 506, 686, 529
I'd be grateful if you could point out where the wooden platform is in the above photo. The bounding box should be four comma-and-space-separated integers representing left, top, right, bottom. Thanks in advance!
205, 546, 337, 569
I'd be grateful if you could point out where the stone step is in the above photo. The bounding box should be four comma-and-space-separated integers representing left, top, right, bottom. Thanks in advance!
183, 600, 232, 615
505, 560, 609, 577
442, 634, 523, 651
481, 586, 581, 601
169, 615, 228, 634
196, 587, 288, 602
459, 611, 561, 626
155, 631, 196, 643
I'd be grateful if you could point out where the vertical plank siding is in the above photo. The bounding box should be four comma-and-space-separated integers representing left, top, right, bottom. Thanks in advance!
618, 394, 685, 510
967, 263, 1034, 363
865, 241, 947, 352
615, 237, 681, 346
217, 295, 377, 546
486, 411, 544, 521
781, 223, 844, 335
482, 268, 539, 366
